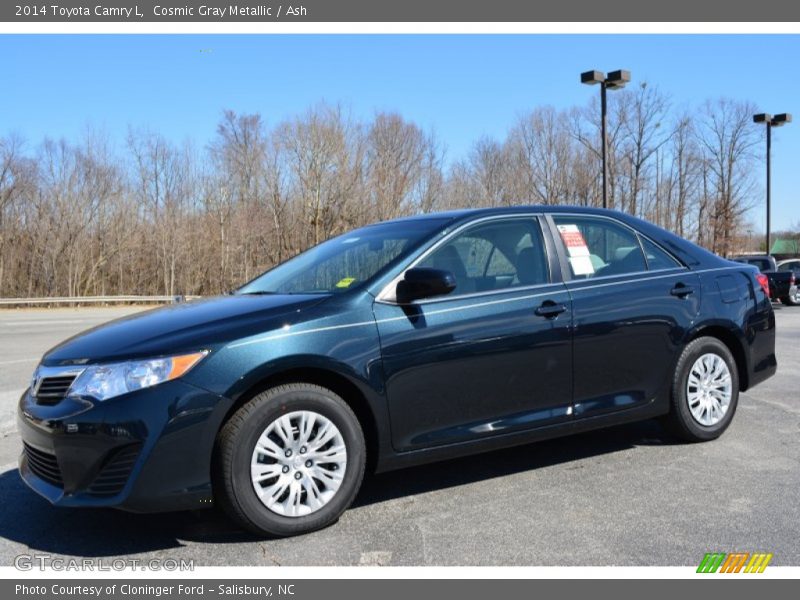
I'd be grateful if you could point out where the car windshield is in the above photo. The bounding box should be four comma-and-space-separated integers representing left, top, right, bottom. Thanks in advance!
237, 218, 449, 295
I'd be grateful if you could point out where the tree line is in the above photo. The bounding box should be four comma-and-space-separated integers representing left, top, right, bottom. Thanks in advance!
0, 86, 771, 298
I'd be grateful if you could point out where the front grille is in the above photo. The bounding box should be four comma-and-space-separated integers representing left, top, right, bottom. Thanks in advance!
87, 443, 142, 497
34, 375, 77, 405
23, 442, 63, 487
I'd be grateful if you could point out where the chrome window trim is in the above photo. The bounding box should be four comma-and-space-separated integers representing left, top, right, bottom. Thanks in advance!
562, 266, 689, 287
637, 233, 684, 270
232, 265, 752, 350
562, 267, 689, 292
390, 280, 567, 307
376, 213, 550, 304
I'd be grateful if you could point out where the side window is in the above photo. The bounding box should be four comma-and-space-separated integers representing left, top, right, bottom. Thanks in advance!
640, 237, 681, 270
418, 219, 548, 295
553, 216, 647, 279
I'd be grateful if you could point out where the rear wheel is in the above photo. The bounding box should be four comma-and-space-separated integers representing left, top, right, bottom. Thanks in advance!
782, 287, 800, 306
661, 336, 739, 442
214, 383, 366, 537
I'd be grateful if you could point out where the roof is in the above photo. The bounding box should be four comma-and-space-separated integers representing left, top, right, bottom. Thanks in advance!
385, 205, 630, 225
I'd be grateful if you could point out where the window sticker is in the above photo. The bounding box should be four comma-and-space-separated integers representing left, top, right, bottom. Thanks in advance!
557, 224, 595, 276
335, 277, 356, 288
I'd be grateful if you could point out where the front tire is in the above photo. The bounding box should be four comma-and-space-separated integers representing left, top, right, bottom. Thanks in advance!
214, 383, 366, 537
661, 336, 739, 442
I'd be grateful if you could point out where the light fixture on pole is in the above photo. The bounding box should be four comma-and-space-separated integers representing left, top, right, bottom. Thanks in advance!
753, 112, 792, 254
581, 69, 631, 209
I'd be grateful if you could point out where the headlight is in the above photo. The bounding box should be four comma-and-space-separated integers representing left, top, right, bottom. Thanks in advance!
67, 351, 208, 402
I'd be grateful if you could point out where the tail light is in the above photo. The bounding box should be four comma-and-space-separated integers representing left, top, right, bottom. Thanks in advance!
755, 273, 770, 298
791, 272, 796, 286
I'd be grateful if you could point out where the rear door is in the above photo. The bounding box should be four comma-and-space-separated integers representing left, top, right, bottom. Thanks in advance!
549, 214, 701, 418
374, 215, 573, 451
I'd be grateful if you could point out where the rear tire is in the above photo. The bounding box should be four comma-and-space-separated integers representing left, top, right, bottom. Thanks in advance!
661, 336, 739, 442
213, 383, 366, 537
782, 288, 800, 306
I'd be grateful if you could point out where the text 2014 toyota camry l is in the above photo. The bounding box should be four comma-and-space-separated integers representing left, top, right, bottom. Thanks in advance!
19, 207, 776, 536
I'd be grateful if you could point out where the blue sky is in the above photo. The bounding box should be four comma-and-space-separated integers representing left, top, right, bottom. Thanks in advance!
1, 34, 798, 231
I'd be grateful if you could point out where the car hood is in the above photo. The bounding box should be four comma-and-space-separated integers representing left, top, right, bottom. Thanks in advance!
42, 294, 331, 365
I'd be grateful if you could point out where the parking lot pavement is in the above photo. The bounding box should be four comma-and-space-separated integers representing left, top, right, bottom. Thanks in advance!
0, 305, 798, 566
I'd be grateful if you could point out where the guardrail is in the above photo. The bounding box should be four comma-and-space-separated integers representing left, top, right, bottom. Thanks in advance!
0, 295, 197, 306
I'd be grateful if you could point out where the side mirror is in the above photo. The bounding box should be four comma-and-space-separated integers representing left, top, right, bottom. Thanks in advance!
396, 268, 457, 304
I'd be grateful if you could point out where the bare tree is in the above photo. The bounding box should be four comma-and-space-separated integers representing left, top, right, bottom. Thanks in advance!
696, 99, 760, 256
505, 107, 574, 205
617, 83, 671, 218
0, 96, 769, 299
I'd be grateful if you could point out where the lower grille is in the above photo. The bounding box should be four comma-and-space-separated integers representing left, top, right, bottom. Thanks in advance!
23, 442, 63, 487
35, 375, 77, 405
88, 443, 142, 497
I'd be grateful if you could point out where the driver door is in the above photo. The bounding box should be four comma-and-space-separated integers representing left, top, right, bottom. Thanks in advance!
373, 216, 573, 452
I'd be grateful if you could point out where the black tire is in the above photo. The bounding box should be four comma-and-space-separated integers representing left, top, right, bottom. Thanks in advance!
213, 383, 366, 537
661, 336, 739, 442
782, 290, 800, 306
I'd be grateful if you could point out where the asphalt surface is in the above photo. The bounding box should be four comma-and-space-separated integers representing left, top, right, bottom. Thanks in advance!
0, 305, 798, 566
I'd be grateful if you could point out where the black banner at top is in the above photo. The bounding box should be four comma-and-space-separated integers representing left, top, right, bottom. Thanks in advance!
2, 0, 800, 22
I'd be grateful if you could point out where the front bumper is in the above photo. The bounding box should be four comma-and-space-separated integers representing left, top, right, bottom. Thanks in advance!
17, 379, 232, 512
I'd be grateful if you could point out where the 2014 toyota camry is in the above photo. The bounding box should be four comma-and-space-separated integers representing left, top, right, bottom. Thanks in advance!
18, 206, 777, 536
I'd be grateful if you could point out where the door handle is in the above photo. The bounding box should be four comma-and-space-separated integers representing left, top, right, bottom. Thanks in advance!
535, 301, 567, 318
670, 283, 695, 298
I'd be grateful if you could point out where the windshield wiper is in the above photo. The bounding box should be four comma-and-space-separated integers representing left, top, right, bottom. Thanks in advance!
238, 290, 278, 295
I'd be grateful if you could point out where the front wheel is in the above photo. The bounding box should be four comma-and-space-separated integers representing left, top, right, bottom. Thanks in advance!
213, 383, 366, 537
661, 336, 739, 442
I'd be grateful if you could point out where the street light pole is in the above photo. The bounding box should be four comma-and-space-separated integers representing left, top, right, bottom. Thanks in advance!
600, 81, 608, 210
754, 113, 791, 255
581, 69, 631, 209
766, 122, 771, 254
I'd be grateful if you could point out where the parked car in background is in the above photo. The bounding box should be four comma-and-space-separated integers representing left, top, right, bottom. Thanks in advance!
731, 254, 799, 305
19, 207, 777, 537
731, 254, 777, 273
776, 259, 800, 305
